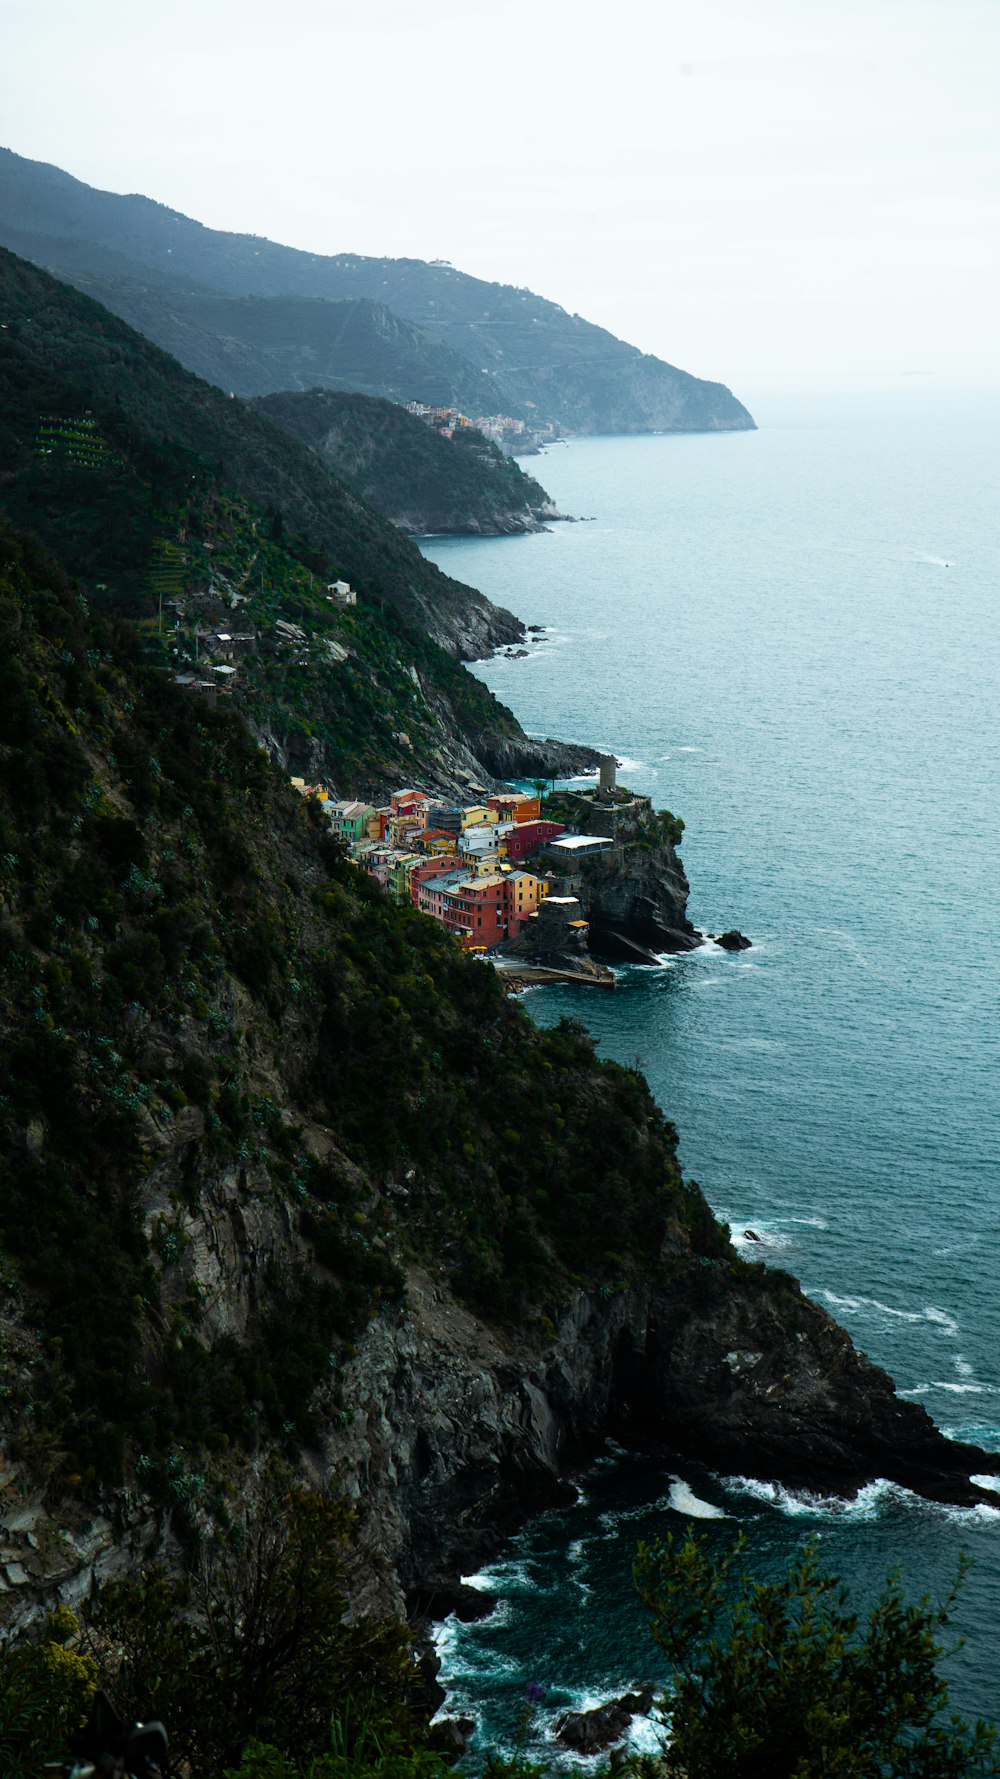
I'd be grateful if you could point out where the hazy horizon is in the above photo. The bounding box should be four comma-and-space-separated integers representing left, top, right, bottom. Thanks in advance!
4, 0, 999, 395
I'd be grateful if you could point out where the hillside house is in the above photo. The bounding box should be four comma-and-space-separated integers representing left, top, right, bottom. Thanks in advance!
504, 819, 566, 863
487, 793, 542, 823
327, 800, 375, 844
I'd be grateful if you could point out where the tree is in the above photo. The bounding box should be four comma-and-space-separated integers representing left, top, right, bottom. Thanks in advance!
87, 1475, 417, 1773
633, 1532, 998, 1778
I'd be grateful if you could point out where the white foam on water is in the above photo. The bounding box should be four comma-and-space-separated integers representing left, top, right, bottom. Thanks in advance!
724, 1472, 1000, 1530
971, 1474, 1000, 1495
667, 1478, 728, 1519
818, 1292, 959, 1337
956, 1356, 975, 1377
626, 1713, 664, 1756
460, 1566, 499, 1591
722, 1474, 899, 1520
729, 1223, 794, 1254
924, 1307, 961, 1337
909, 1381, 998, 1396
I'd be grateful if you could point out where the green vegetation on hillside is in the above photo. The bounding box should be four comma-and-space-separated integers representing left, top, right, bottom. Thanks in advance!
0, 245, 524, 662
0, 520, 722, 1490
255, 389, 556, 535
0, 245, 577, 793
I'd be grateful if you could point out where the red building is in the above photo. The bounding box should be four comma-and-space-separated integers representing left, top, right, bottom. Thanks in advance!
409, 854, 459, 905
503, 819, 565, 863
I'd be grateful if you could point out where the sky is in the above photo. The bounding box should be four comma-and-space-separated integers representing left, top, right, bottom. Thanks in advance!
4, 0, 1000, 397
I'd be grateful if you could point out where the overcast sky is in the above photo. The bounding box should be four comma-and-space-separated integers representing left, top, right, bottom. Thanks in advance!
5, 0, 999, 397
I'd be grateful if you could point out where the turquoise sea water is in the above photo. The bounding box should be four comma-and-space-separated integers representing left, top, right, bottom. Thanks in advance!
421, 392, 1000, 1746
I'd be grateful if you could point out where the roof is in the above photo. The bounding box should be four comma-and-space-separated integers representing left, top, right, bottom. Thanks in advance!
547, 834, 612, 851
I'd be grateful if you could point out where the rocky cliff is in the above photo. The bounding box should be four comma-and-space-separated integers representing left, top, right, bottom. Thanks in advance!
254, 389, 562, 538
541, 789, 699, 960
326, 1264, 997, 1621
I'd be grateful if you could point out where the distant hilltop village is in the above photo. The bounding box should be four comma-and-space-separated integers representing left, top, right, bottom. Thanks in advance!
291, 760, 645, 986
403, 401, 530, 454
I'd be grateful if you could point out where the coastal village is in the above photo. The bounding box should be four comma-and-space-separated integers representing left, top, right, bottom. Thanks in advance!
403, 401, 531, 453
290, 767, 625, 984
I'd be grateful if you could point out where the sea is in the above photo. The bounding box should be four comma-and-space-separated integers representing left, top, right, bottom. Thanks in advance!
419, 389, 1000, 1751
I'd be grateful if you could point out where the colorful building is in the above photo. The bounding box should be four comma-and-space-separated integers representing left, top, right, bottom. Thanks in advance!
503, 819, 566, 863
487, 793, 542, 823
458, 821, 516, 858
417, 828, 459, 856
408, 854, 460, 905
327, 799, 375, 844
388, 853, 425, 904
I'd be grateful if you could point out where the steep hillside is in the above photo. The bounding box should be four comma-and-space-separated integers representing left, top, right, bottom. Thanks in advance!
0, 520, 720, 1523
0, 521, 992, 1645
255, 389, 560, 535
0, 247, 597, 793
0, 148, 755, 435
0, 246, 522, 663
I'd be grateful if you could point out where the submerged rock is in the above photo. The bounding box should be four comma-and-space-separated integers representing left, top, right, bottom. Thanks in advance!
716, 929, 752, 950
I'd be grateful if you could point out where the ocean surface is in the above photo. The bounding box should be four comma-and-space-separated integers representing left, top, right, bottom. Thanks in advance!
420, 391, 1000, 1750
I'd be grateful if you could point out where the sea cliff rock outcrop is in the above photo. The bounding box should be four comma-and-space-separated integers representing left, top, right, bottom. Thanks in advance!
322, 1264, 998, 1619
540, 787, 699, 960
576, 841, 698, 960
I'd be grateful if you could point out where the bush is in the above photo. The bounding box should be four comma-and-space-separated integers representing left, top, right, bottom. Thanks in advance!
0, 1607, 97, 1779
633, 1531, 999, 1777
87, 1475, 418, 1773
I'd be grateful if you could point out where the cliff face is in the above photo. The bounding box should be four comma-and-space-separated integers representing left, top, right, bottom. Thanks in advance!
540, 791, 699, 960
576, 843, 698, 960
5, 1251, 991, 1635
254, 390, 560, 538
334, 1274, 996, 1620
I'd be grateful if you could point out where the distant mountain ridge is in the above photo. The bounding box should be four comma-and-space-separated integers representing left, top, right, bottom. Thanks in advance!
0, 147, 755, 435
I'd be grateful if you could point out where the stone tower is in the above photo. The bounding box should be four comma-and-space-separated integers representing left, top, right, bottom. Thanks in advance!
598, 753, 617, 796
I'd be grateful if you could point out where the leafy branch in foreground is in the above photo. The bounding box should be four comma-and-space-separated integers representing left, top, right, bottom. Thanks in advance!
633, 1530, 998, 1778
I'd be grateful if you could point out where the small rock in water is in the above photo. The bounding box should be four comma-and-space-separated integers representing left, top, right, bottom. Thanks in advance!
431, 1718, 475, 1756
744, 1228, 761, 1242
555, 1688, 655, 1754
716, 929, 752, 951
